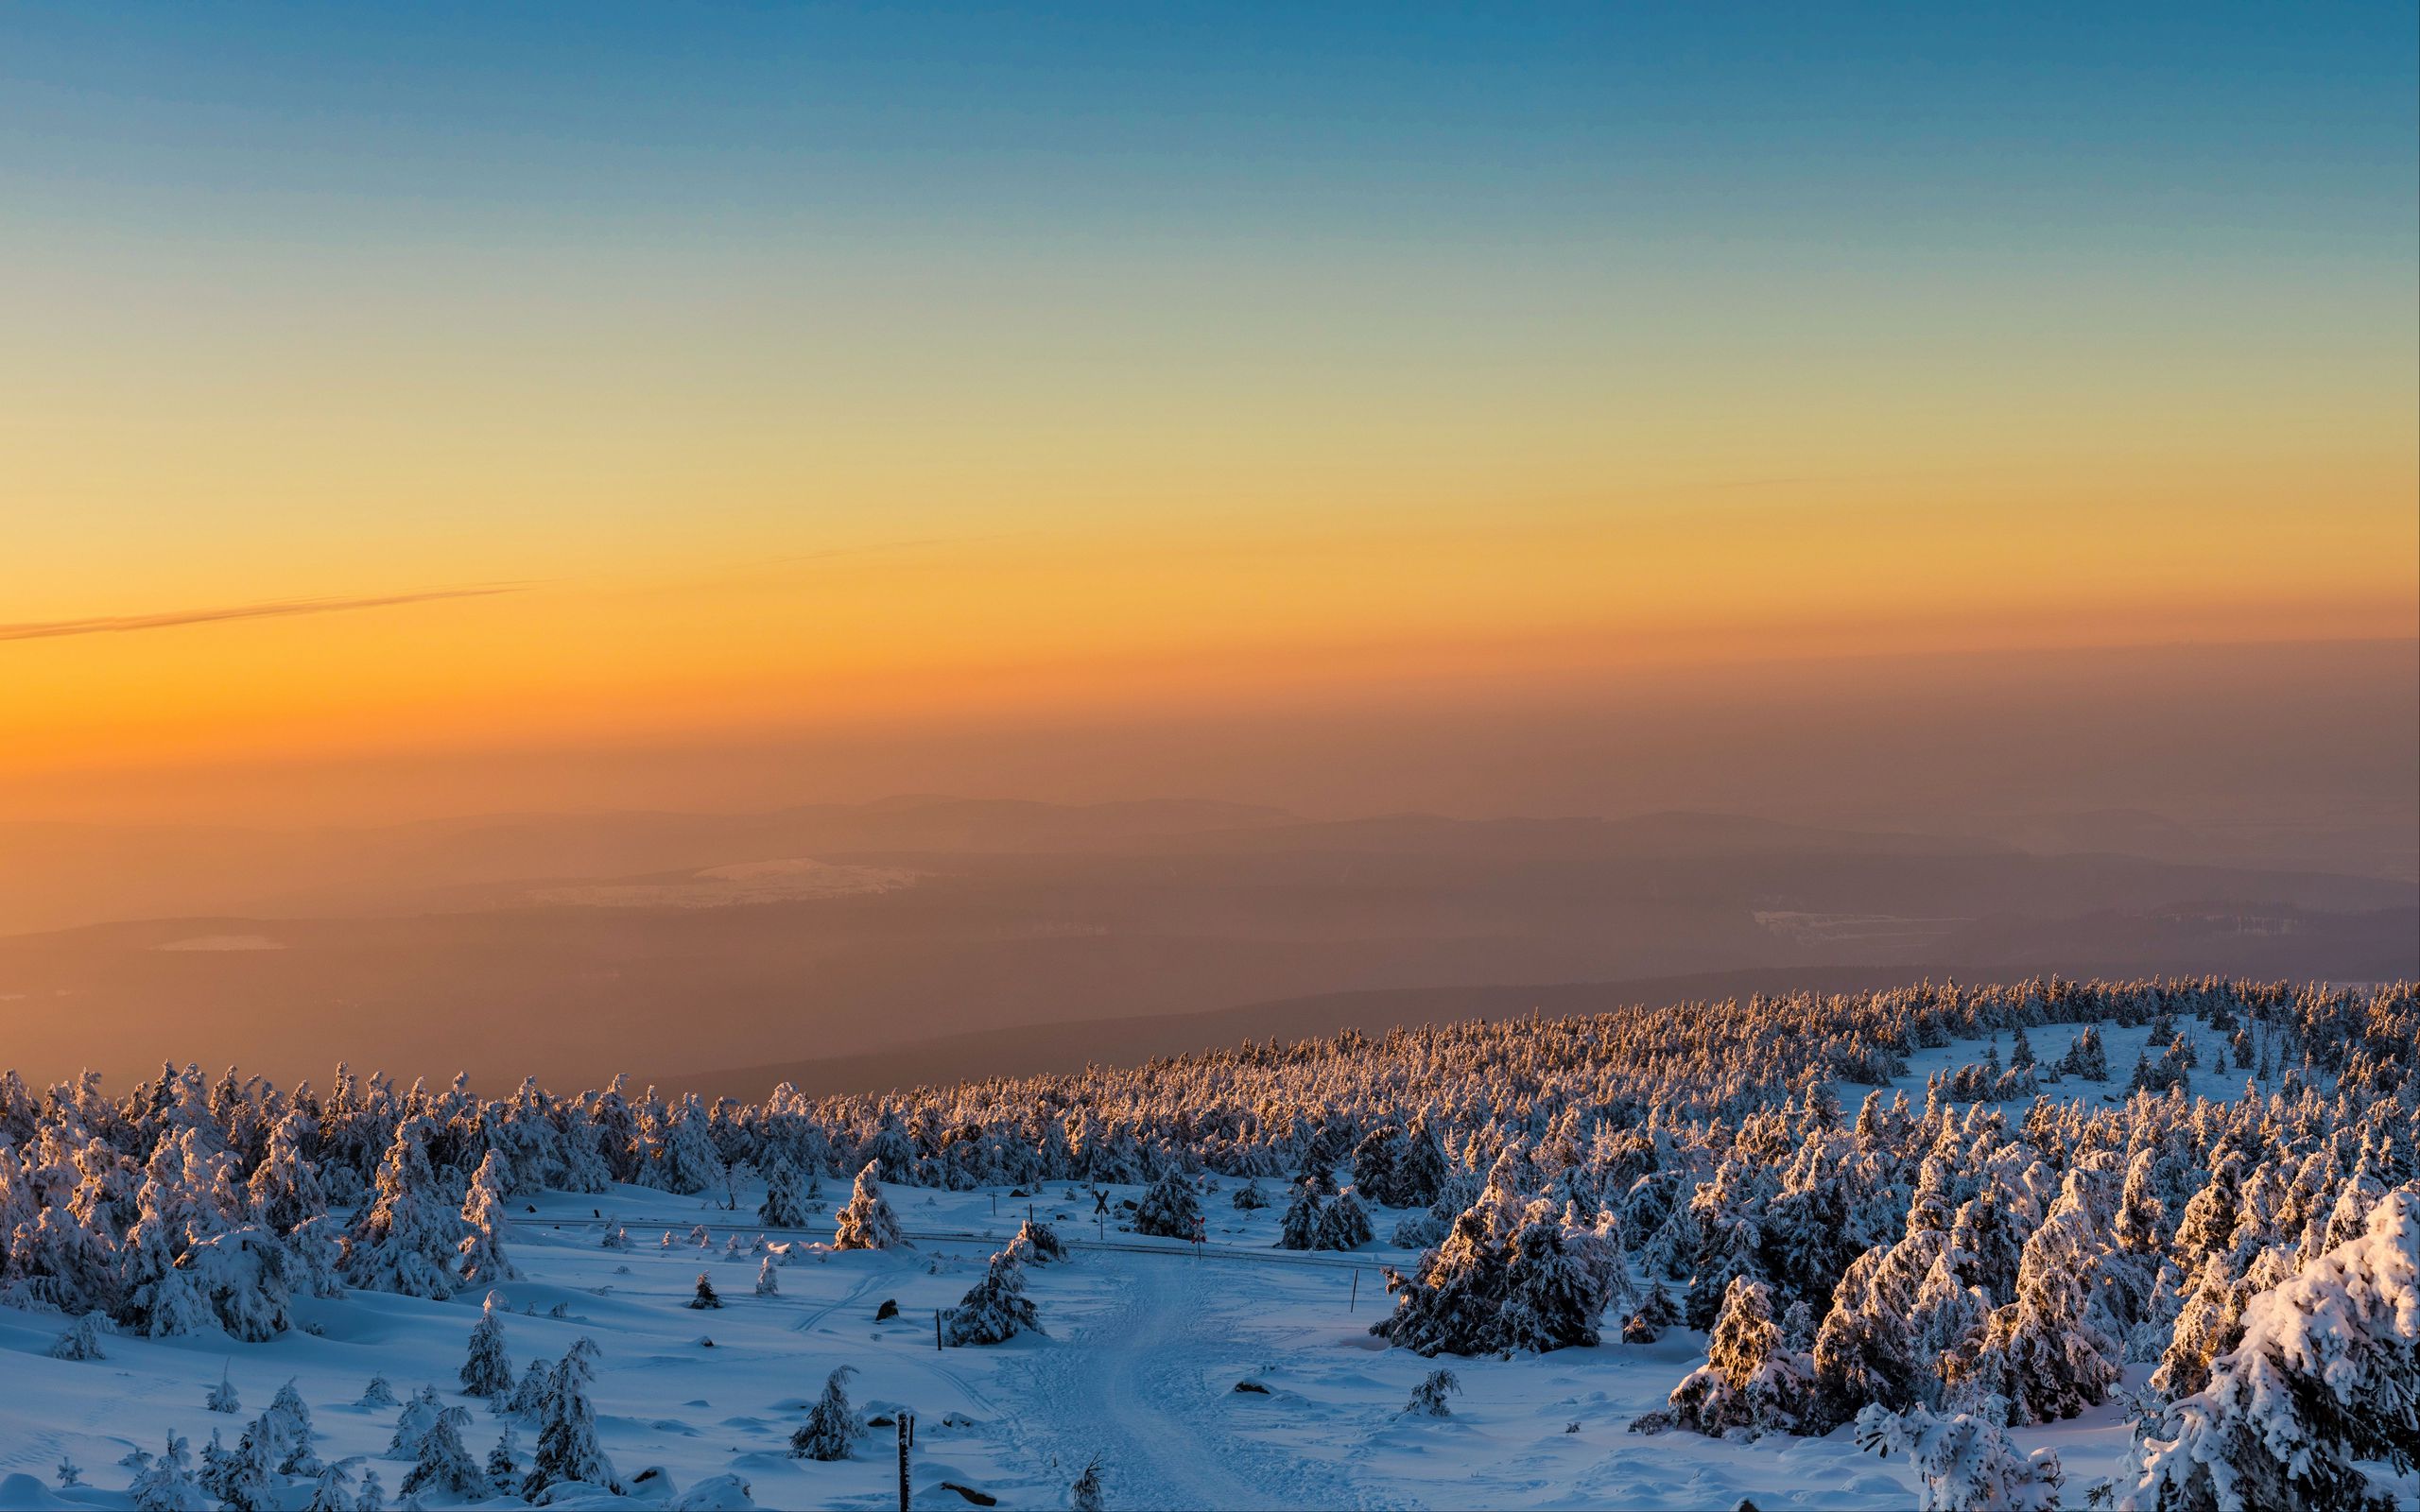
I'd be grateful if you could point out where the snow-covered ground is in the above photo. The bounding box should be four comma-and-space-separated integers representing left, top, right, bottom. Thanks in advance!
0, 1026, 2281, 1509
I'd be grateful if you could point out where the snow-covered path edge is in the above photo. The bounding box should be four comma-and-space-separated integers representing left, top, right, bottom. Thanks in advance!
996, 1250, 1420, 1512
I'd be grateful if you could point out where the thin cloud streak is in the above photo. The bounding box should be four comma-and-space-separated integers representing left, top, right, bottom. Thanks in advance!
0, 585, 523, 643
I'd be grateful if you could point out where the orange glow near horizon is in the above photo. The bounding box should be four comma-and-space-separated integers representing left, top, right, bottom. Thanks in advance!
6, 461, 2414, 811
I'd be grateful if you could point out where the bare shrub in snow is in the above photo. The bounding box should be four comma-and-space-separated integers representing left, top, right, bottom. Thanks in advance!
1070, 1455, 1106, 1512
1405, 1368, 1461, 1417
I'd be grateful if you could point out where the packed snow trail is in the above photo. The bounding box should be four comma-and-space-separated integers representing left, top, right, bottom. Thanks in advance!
999, 1247, 1420, 1512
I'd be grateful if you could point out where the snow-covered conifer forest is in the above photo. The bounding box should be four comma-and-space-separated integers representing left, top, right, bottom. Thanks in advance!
2, 976, 2415, 1509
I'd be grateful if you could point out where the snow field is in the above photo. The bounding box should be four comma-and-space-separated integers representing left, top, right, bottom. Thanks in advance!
0, 1021, 2358, 1508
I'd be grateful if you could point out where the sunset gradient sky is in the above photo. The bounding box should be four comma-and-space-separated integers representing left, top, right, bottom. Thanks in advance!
5, 4, 2414, 822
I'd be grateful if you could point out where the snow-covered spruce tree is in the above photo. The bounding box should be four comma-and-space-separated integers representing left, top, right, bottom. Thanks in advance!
1624, 1278, 1680, 1344
1277, 1182, 1323, 1250
1762, 1140, 1865, 1318
1564, 1204, 1636, 1326
179, 1226, 296, 1342
400, 1403, 483, 1500
1371, 1209, 1506, 1356
2173, 1155, 2245, 1275
5, 1202, 122, 1319
207, 1365, 241, 1413
49, 1313, 107, 1361
1942, 1180, 2120, 1424
859, 1106, 917, 1182
755, 1255, 780, 1297
1497, 1212, 1604, 1354
301, 1463, 353, 1512
505, 1356, 554, 1420
486, 1427, 522, 1497
690, 1271, 724, 1309
266, 1378, 319, 1475
648, 1093, 728, 1195
340, 1118, 461, 1299
1783, 1297, 1818, 1352
943, 1247, 1040, 1345
832, 1162, 907, 1250
1132, 1169, 1203, 1240
388, 1384, 446, 1459
247, 1110, 331, 1236
789, 1366, 863, 1461
2051, 1021, 2110, 1078
757, 1155, 808, 1229
1393, 1118, 1451, 1210
525, 1337, 615, 1498
1405, 1368, 1461, 1418
1392, 1165, 1481, 1250
359, 1373, 398, 1409
1233, 1178, 1268, 1211
1853, 1397, 2063, 1512
1351, 1125, 1405, 1206
1313, 1187, 1374, 1251
1668, 1277, 1815, 1438
1812, 1234, 1944, 1430
285, 1211, 348, 1300
2119, 1188, 2420, 1511
461, 1291, 515, 1397
2147, 1252, 2245, 1402
457, 1148, 519, 1287
1945, 1189, 2024, 1309
208, 1416, 274, 1512
196, 1431, 232, 1503
1685, 1212, 1765, 1332
128, 1434, 204, 1512
1011, 1215, 1066, 1263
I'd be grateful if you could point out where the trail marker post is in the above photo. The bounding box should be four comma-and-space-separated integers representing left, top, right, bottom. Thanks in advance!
896, 1410, 914, 1512
1350, 1268, 1359, 1313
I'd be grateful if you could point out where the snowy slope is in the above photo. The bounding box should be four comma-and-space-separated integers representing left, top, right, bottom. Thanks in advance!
0, 1021, 2337, 1508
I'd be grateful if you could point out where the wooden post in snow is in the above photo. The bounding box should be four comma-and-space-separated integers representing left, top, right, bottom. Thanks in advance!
1350, 1268, 1358, 1313
934, 1309, 943, 1350
897, 1410, 914, 1512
